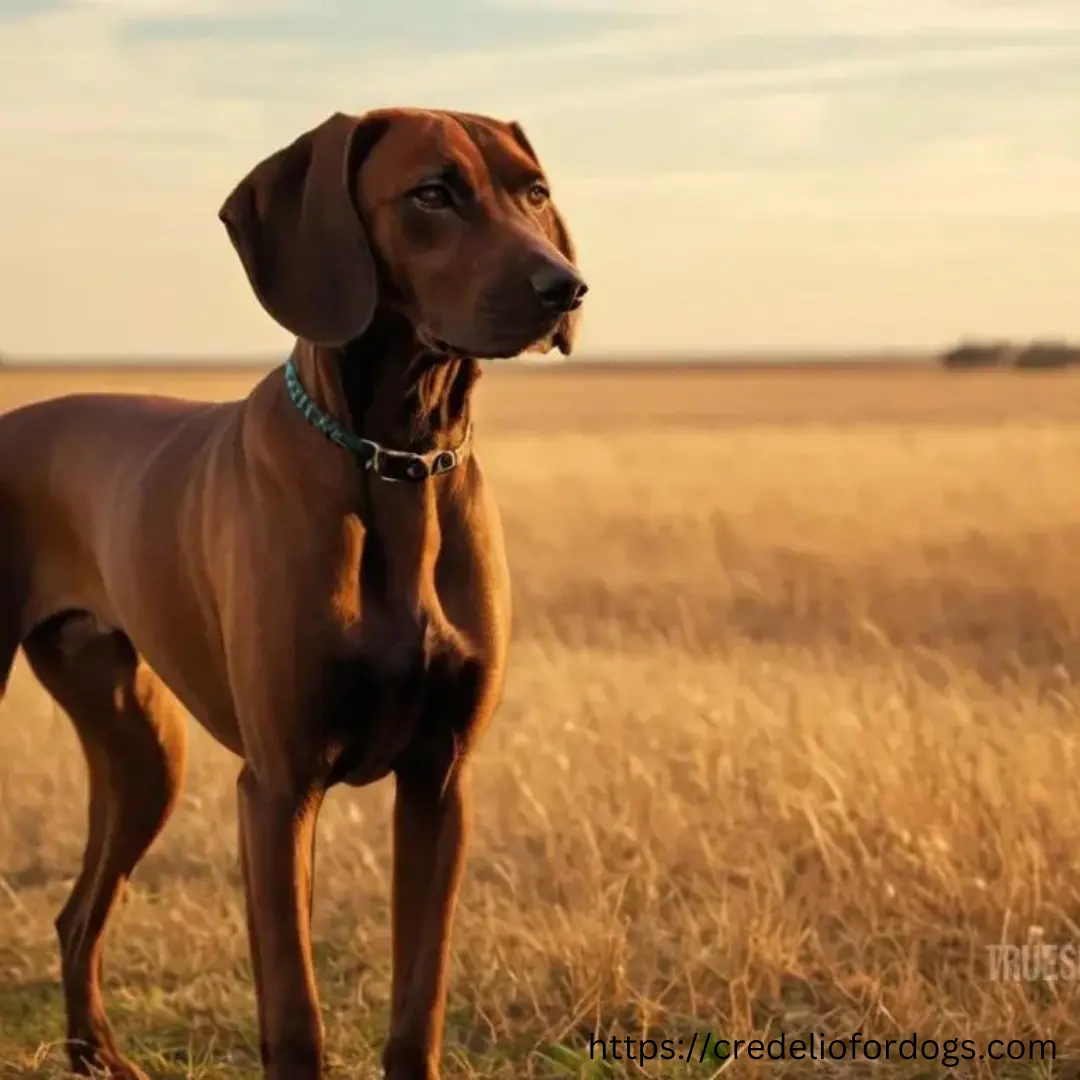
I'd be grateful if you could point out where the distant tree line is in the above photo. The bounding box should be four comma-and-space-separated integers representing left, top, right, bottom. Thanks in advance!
940, 339, 1080, 370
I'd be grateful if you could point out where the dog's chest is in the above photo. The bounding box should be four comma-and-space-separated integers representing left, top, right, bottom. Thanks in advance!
322, 620, 485, 787
316, 504, 504, 786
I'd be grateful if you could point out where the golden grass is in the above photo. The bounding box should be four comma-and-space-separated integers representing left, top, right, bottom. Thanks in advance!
1, 364, 1079, 1078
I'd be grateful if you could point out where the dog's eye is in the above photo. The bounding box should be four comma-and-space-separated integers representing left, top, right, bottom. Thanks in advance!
411, 183, 452, 210
525, 181, 550, 207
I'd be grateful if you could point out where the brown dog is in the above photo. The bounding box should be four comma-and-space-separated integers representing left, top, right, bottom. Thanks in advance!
0, 108, 586, 1080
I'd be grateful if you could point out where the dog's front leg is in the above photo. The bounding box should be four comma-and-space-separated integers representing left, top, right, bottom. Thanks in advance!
237, 766, 326, 1080
382, 758, 473, 1080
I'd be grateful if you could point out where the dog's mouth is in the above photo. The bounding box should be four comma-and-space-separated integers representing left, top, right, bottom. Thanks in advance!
430, 335, 470, 358
419, 334, 515, 362
418, 318, 567, 361
416, 325, 465, 358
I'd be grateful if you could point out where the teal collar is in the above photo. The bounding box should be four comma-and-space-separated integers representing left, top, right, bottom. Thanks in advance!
283, 356, 471, 483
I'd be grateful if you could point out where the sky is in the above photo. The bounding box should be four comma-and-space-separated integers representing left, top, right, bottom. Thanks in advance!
1, 0, 1078, 359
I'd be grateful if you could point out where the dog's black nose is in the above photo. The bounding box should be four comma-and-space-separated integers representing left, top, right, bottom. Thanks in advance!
530, 263, 588, 313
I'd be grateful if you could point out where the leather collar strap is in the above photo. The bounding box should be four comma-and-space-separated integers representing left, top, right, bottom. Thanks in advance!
283, 357, 470, 483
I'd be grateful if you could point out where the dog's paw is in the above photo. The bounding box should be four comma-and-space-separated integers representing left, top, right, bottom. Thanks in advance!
70, 1048, 152, 1080
382, 1038, 440, 1080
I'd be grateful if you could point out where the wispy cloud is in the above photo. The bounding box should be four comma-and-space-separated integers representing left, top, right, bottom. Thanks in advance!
491, 0, 1080, 35
72, 0, 301, 13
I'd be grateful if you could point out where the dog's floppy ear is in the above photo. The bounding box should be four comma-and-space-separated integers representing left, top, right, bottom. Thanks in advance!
218, 111, 389, 347
509, 120, 583, 356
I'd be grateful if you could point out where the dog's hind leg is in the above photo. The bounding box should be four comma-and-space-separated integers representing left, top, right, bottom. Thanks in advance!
0, 625, 19, 703
22, 617, 188, 1080
0, 575, 27, 702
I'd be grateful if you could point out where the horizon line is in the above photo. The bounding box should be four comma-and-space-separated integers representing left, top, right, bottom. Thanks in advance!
0, 346, 968, 367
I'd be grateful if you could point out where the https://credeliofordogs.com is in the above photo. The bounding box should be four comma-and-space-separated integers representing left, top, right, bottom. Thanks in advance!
584, 1031, 1056, 1068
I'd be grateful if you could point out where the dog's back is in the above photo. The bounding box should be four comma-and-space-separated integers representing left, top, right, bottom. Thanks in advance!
0, 391, 229, 651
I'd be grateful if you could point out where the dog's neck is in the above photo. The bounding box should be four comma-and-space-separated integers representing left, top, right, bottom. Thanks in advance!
290, 310, 479, 457
278, 312, 479, 630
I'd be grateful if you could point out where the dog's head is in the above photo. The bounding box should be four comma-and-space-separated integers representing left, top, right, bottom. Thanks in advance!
218, 108, 586, 359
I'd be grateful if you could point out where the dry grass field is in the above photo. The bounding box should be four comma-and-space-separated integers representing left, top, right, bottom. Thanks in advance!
2, 362, 1080, 1078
